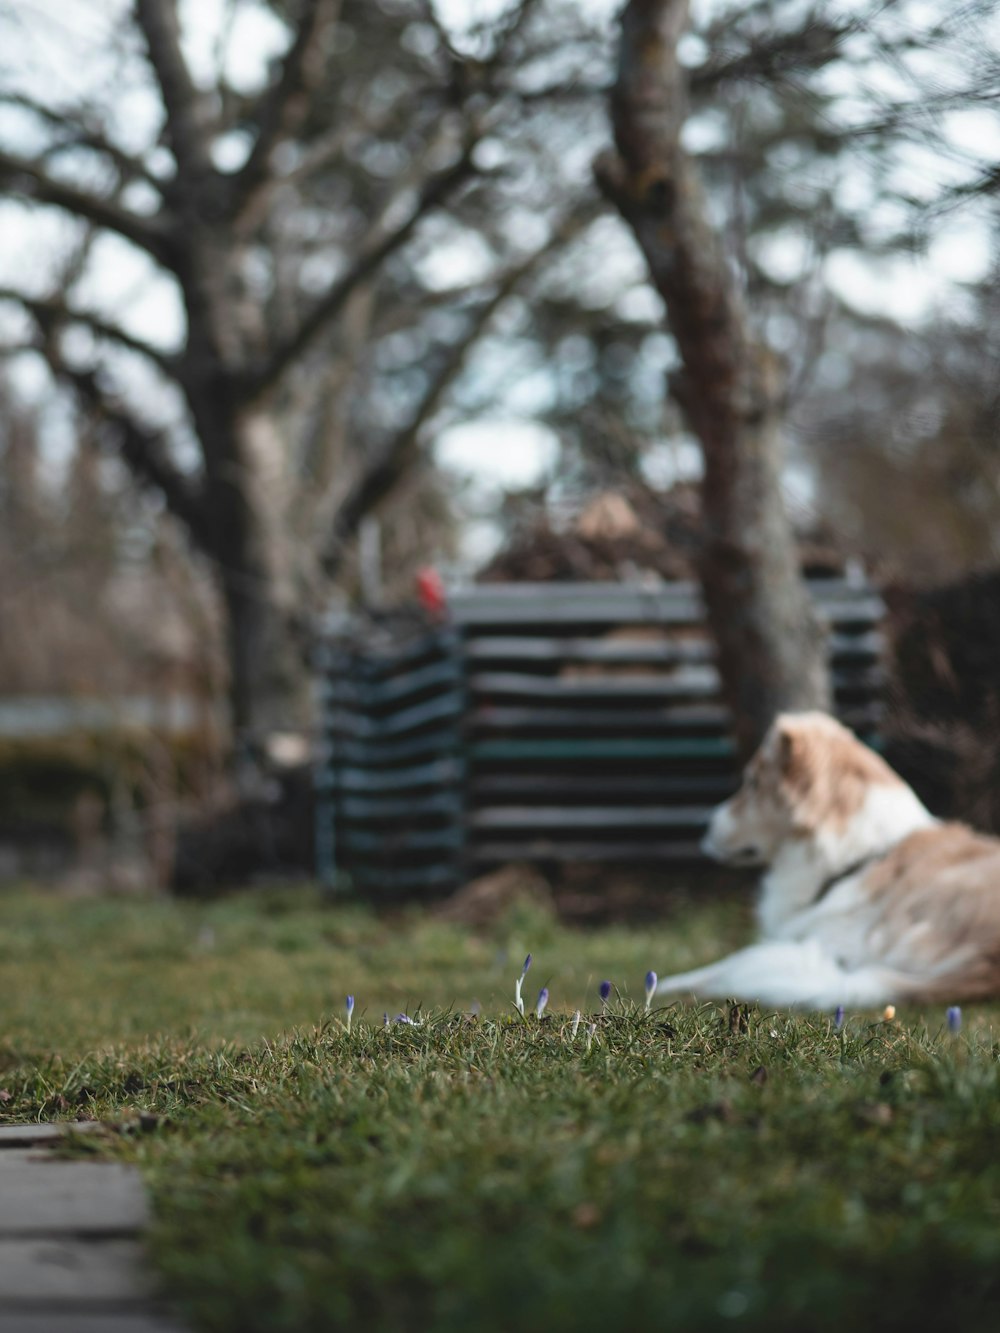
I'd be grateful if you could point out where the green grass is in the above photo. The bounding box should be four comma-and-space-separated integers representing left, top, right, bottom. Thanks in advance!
3, 885, 1000, 1333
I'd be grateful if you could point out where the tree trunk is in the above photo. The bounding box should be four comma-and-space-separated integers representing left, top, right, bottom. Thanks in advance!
597, 0, 829, 758
195, 398, 307, 769
697, 407, 830, 757
221, 565, 305, 760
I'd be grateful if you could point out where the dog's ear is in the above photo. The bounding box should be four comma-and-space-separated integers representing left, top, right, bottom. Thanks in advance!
774, 712, 890, 832
774, 716, 828, 831
777, 727, 794, 772
773, 716, 802, 777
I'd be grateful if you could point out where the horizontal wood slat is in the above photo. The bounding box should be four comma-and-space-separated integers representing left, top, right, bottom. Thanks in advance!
472, 839, 707, 863
465, 635, 717, 665
337, 861, 463, 890
329, 691, 463, 739
340, 791, 464, 822
342, 827, 465, 853
471, 805, 713, 829
330, 657, 463, 708
468, 666, 883, 700
469, 668, 720, 699
470, 736, 738, 761
451, 580, 884, 627
336, 759, 463, 792
472, 773, 737, 799
464, 629, 883, 665
332, 731, 463, 767
334, 628, 461, 680
471, 703, 731, 732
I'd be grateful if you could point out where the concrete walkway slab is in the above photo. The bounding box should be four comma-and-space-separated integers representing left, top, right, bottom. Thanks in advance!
0, 1123, 188, 1331
0, 1237, 150, 1303
0, 1159, 149, 1236
0, 1317, 189, 1333
0, 1123, 104, 1147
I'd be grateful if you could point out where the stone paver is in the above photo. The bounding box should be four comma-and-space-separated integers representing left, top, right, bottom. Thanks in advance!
0, 1123, 104, 1146
0, 1157, 149, 1236
0, 1238, 150, 1302
0, 1318, 188, 1333
0, 1125, 188, 1332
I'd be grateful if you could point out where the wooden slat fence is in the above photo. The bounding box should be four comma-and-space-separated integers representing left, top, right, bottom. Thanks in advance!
315, 626, 467, 893
316, 579, 885, 893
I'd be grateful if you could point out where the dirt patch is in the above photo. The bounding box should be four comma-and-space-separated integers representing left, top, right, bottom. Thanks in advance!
432, 860, 753, 927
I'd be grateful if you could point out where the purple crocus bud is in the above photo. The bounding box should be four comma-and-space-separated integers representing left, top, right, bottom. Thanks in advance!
536, 987, 549, 1020
395, 1013, 417, 1025
834, 1005, 845, 1031
599, 980, 612, 1004
947, 1006, 962, 1034
514, 956, 532, 1016
383, 1012, 389, 1027
345, 995, 355, 1032
644, 971, 657, 1010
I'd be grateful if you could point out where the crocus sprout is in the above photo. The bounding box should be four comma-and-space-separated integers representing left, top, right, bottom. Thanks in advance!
346, 995, 355, 1033
644, 971, 657, 1011
383, 1012, 389, 1028
514, 954, 532, 1017
586, 1021, 596, 1053
536, 987, 549, 1020
571, 1009, 582, 1039
599, 979, 612, 1010
834, 1005, 845, 1031
947, 1005, 962, 1034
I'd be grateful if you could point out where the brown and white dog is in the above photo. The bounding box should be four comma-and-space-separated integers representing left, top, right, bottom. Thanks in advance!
656, 711, 1000, 1008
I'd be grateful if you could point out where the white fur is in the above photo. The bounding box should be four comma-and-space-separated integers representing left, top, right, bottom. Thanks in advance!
654, 940, 918, 1009
756, 783, 936, 938
658, 730, 939, 1009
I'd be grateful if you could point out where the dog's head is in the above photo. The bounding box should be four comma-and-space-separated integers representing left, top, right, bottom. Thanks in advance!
702, 712, 902, 867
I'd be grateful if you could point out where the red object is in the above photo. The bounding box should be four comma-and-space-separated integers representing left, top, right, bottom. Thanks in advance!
415, 566, 447, 619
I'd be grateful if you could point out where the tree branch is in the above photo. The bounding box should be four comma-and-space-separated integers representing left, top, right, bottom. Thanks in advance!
231, 0, 341, 220
321, 217, 575, 577
15, 292, 211, 550
0, 93, 164, 191
0, 147, 174, 262
596, 0, 749, 432
250, 142, 477, 399
689, 16, 859, 96
56, 363, 214, 554
134, 0, 214, 179
0, 287, 180, 378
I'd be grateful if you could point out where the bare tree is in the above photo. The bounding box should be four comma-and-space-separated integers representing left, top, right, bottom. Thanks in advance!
596, 0, 829, 755
2, 0, 995, 772
0, 0, 563, 764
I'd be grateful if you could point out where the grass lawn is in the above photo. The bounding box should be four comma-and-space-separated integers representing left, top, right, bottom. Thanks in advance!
3, 884, 1000, 1332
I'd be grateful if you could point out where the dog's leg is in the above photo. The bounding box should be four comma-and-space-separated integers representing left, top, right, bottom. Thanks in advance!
656, 940, 908, 1009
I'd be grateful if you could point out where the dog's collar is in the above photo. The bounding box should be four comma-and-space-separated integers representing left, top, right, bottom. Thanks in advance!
811, 853, 883, 906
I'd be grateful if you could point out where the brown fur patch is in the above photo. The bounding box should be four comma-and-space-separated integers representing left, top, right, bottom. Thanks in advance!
777, 712, 903, 833
861, 824, 1000, 1001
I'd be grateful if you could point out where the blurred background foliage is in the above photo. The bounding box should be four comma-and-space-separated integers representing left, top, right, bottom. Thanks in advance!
0, 0, 998, 889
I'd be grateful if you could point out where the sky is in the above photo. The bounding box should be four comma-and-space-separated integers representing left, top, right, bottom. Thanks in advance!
1, 0, 998, 568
